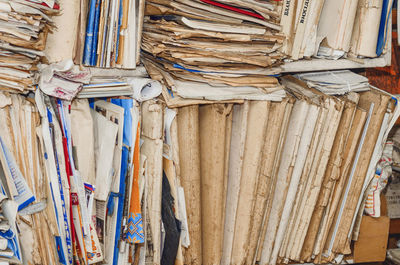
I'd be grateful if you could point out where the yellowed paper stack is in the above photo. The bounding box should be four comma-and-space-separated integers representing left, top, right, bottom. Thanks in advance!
0, 1, 59, 93
281, 0, 392, 60
141, 0, 287, 104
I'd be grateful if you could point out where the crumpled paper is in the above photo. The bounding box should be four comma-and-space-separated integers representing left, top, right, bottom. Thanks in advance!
39, 60, 91, 100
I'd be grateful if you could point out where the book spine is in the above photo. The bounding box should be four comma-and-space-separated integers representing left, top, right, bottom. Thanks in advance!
83, 0, 97, 65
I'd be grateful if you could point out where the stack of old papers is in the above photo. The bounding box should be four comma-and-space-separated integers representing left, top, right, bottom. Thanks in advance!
78, 76, 162, 100
0, 0, 59, 93
0, 91, 150, 264
281, 0, 394, 60
78, 78, 134, 98
169, 80, 400, 265
80, 0, 146, 68
0, 73, 399, 265
295, 70, 371, 95
141, 0, 286, 105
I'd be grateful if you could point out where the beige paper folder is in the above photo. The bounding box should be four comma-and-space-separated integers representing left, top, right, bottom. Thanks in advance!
141, 100, 164, 265
199, 104, 232, 265
231, 101, 270, 265
177, 105, 202, 265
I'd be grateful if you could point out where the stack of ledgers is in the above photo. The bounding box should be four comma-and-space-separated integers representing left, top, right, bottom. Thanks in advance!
0, 69, 399, 265
141, 0, 287, 105
281, 0, 394, 60
0, 0, 59, 93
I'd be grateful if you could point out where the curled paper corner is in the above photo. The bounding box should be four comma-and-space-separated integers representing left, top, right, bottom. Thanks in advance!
38, 60, 91, 101
126, 78, 162, 102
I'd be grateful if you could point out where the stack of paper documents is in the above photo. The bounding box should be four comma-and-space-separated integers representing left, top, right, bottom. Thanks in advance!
0, 0, 59, 93
144, 58, 286, 107
350, 0, 394, 58
141, 0, 286, 104
78, 78, 134, 98
1, 72, 400, 265
78, 76, 162, 100
294, 70, 371, 95
167, 82, 400, 265
280, 0, 394, 60
81, 0, 145, 68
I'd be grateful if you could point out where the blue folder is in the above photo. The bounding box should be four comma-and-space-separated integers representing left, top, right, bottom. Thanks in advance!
376, 0, 394, 56
110, 98, 133, 265
83, 0, 97, 65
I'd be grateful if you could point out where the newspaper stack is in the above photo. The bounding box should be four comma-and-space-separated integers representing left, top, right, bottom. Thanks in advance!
0, 1, 59, 93
141, 0, 286, 105
294, 70, 371, 95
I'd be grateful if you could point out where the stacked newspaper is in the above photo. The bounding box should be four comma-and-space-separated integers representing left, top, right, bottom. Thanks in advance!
0, 0, 59, 93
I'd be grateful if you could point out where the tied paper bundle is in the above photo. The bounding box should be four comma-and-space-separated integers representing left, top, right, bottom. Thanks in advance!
141, 0, 287, 106
295, 70, 371, 95
0, 0, 59, 93
280, 0, 394, 60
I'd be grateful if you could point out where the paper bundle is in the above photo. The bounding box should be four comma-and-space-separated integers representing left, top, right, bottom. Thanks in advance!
81, 0, 146, 68
171, 78, 399, 265
0, 72, 399, 265
281, 0, 394, 60
350, 0, 394, 58
0, 0, 59, 93
0, 93, 52, 264
141, 0, 287, 105
78, 76, 162, 100
295, 70, 371, 95
78, 78, 134, 98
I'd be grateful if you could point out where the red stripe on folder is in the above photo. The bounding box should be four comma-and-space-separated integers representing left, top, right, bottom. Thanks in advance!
199, 0, 265, 20
26, 1, 60, 10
